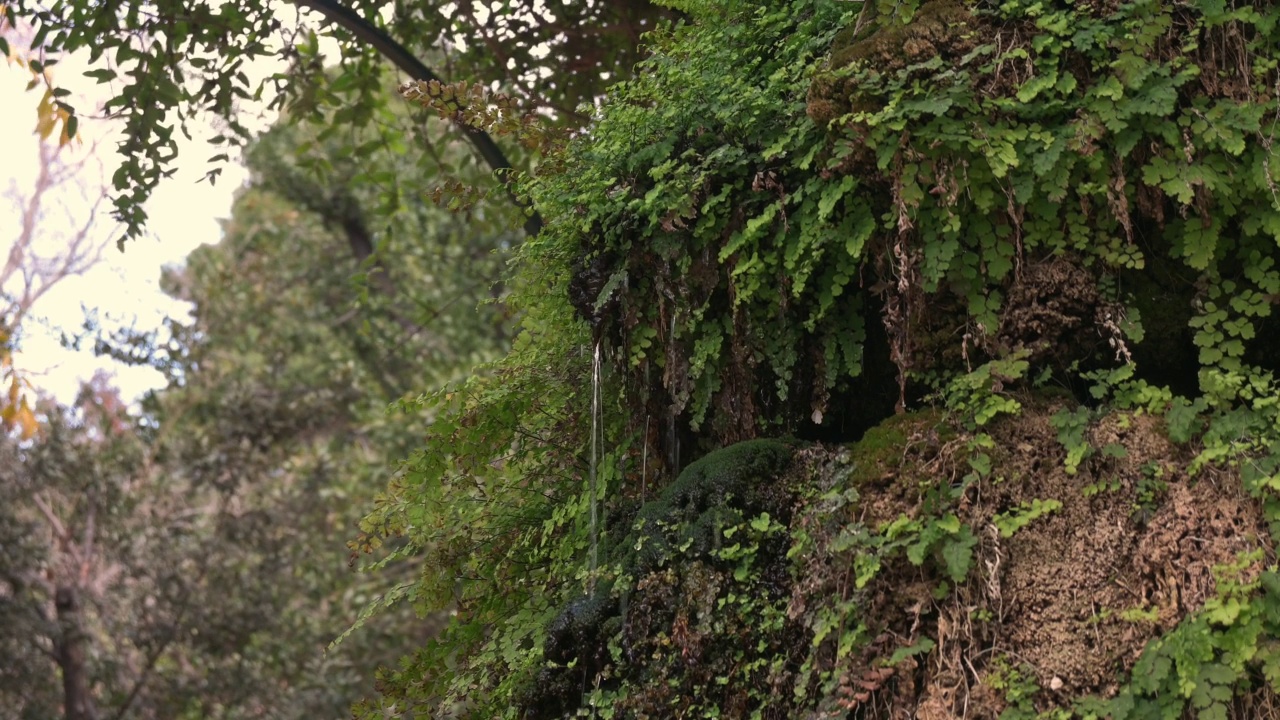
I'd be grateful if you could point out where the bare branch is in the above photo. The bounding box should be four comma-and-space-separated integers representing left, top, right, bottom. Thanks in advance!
289, 0, 543, 236
78, 500, 96, 586
30, 491, 69, 544
2, 138, 115, 333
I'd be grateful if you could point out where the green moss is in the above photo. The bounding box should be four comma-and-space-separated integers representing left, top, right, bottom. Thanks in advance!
847, 410, 949, 486
662, 439, 795, 513
621, 438, 795, 572
543, 590, 615, 664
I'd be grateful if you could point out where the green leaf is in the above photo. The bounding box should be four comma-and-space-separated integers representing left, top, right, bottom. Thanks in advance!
84, 67, 117, 83
818, 175, 854, 221
941, 527, 977, 582
886, 636, 936, 665
1165, 397, 1206, 443
750, 512, 772, 532
934, 514, 962, 534
968, 453, 991, 477
1016, 71, 1058, 102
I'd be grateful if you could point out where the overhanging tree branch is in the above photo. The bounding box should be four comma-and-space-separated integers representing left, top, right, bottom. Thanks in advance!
291, 0, 544, 237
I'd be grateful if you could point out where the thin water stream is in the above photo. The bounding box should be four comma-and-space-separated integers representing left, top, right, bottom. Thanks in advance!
588, 341, 602, 584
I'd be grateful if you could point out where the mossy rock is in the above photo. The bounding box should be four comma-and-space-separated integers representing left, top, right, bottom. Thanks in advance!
522, 439, 797, 720
845, 408, 951, 486
625, 438, 795, 572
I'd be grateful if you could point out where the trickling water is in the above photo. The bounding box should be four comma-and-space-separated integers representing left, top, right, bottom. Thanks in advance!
641, 415, 650, 501
588, 340, 602, 583
667, 313, 680, 474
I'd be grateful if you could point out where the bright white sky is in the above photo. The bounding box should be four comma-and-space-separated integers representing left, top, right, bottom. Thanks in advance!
1, 42, 267, 403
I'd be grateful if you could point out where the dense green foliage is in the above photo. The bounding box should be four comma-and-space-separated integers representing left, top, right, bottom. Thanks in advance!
532, 0, 880, 440
0, 377, 383, 719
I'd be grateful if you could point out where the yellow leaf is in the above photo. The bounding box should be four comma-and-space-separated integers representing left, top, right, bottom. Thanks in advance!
35, 88, 56, 140
15, 400, 37, 439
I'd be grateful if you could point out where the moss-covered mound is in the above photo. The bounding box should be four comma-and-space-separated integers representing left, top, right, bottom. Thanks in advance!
523, 407, 1277, 718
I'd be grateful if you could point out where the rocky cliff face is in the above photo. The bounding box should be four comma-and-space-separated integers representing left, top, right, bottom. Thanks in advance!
366, 0, 1280, 715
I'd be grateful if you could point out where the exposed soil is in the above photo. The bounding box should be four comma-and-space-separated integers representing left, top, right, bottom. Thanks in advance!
791, 402, 1271, 719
